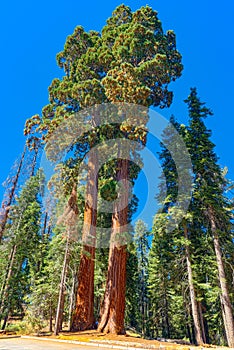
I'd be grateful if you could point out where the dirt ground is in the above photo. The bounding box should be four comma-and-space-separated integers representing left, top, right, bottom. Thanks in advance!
55, 330, 228, 349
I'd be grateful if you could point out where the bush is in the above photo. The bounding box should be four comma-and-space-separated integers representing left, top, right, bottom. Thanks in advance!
5, 323, 20, 332
5, 321, 33, 335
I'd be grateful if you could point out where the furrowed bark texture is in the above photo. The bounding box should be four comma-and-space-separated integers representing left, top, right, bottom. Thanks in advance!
98, 158, 129, 334
72, 149, 98, 330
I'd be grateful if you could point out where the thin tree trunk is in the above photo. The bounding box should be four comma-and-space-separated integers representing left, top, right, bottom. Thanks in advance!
68, 272, 76, 331
37, 212, 48, 273
183, 283, 193, 344
54, 186, 78, 335
164, 290, 170, 339
72, 149, 98, 331
186, 323, 192, 344
0, 244, 17, 328
54, 235, 70, 335
1, 314, 8, 330
0, 245, 17, 306
0, 209, 27, 325
30, 142, 40, 177
0, 145, 27, 242
198, 301, 207, 344
41, 212, 48, 243
141, 270, 145, 336
98, 158, 129, 334
49, 301, 53, 333
183, 224, 203, 345
208, 208, 234, 348
0, 244, 17, 314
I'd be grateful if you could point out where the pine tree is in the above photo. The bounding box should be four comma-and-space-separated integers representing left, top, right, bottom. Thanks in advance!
0, 145, 27, 243
54, 185, 79, 335
149, 116, 204, 344
148, 213, 177, 340
184, 88, 234, 347
0, 171, 43, 328
125, 242, 140, 332
134, 219, 149, 336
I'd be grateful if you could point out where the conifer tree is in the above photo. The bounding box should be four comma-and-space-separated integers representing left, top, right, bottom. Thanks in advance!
148, 213, 187, 340
25, 4, 182, 333
97, 4, 182, 334
125, 242, 140, 331
0, 171, 43, 328
184, 88, 234, 347
54, 185, 78, 335
134, 219, 149, 336
149, 116, 204, 344
0, 145, 27, 243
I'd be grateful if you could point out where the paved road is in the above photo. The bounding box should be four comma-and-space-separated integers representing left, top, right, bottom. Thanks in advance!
0, 338, 114, 350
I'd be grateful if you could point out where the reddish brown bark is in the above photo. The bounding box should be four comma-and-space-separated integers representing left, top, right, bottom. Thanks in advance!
72, 149, 98, 330
98, 158, 129, 334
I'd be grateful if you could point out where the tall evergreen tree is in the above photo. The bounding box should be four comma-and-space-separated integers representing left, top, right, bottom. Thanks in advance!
152, 115, 204, 344
54, 185, 79, 335
134, 219, 149, 336
148, 212, 190, 341
125, 242, 140, 332
25, 4, 182, 334
0, 145, 27, 243
96, 4, 182, 334
0, 171, 43, 328
184, 88, 234, 347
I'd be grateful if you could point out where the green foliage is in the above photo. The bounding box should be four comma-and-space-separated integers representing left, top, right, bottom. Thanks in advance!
0, 171, 43, 324
6, 4, 234, 345
134, 220, 150, 336
125, 242, 141, 331
147, 89, 234, 345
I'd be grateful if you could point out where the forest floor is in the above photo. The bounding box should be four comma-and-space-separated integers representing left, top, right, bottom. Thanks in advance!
45, 330, 230, 350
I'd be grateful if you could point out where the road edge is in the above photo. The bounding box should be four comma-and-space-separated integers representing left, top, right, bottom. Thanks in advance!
21, 335, 167, 349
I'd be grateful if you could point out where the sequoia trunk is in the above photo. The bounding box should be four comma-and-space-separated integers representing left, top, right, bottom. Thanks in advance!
72, 149, 98, 330
98, 158, 129, 334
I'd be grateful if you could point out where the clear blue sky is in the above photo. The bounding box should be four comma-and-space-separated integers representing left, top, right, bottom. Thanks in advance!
0, 0, 234, 225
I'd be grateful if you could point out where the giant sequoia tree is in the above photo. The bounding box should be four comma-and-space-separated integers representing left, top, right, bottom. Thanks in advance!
2, 4, 234, 343
25, 4, 182, 334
